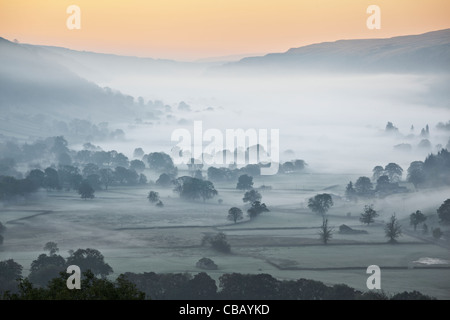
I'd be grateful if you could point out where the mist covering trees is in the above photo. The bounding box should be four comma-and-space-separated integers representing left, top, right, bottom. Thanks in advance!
360, 205, 378, 225
308, 194, 333, 216
174, 176, 218, 201
227, 207, 243, 223
385, 215, 402, 243
410, 210, 427, 231
437, 199, 450, 224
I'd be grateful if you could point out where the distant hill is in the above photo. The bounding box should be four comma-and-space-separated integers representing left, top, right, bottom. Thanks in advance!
0, 37, 136, 120
19, 43, 202, 82
219, 29, 450, 74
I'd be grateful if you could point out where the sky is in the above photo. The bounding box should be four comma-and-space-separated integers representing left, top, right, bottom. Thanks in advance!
1, 0, 449, 60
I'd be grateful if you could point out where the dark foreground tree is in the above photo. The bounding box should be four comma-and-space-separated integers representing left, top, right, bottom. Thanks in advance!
437, 199, 450, 224
409, 210, 427, 231
227, 207, 243, 223
4, 270, 144, 300
319, 218, 333, 245
385, 214, 402, 244
78, 180, 95, 200
359, 205, 379, 225
0, 259, 23, 294
308, 194, 333, 216
66, 248, 113, 278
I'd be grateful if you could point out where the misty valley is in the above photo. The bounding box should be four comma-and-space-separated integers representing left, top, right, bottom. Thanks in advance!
1, 30, 450, 300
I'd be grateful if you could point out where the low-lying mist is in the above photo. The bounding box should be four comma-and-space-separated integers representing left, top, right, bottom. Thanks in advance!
95, 72, 450, 174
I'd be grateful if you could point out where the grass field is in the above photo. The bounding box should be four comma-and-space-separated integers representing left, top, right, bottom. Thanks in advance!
1, 172, 449, 299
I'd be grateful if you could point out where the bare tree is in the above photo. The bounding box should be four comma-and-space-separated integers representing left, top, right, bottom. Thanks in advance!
319, 218, 333, 245
385, 214, 402, 243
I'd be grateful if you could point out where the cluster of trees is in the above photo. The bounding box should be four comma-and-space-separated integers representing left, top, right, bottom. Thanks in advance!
207, 164, 261, 182
407, 149, 450, 189
346, 164, 407, 200
201, 233, 231, 253
0, 174, 41, 199
147, 191, 163, 207
279, 160, 306, 173
122, 271, 433, 300
0, 243, 114, 292
173, 176, 218, 201
206, 159, 306, 183
227, 181, 269, 223
2, 268, 435, 300
0, 134, 194, 201
3, 270, 144, 300
1, 248, 436, 300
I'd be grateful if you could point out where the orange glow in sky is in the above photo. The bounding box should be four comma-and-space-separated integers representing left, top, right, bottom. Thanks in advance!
1, 0, 449, 60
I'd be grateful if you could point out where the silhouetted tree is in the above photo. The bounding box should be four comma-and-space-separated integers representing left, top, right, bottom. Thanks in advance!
437, 199, 450, 224
407, 161, 425, 189
174, 176, 218, 201
66, 248, 113, 278
384, 163, 403, 182
43, 167, 60, 190
202, 233, 230, 253
147, 152, 177, 175
236, 174, 253, 190
78, 180, 95, 200
432, 228, 442, 239
43, 242, 59, 256
319, 218, 333, 245
99, 168, 114, 190
26, 169, 45, 190
410, 210, 427, 231
28, 252, 66, 288
0, 259, 23, 294
247, 201, 269, 219
308, 194, 333, 216
372, 166, 385, 181
207, 167, 235, 182
227, 207, 243, 223
242, 189, 261, 204
360, 205, 378, 225
156, 173, 173, 187
354, 176, 373, 197
345, 181, 356, 201
375, 175, 390, 193
385, 214, 402, 243
130, 160, 145, 173
6, 270, 144, 300
82, 163, 99, 177
147, 191, 160, 203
